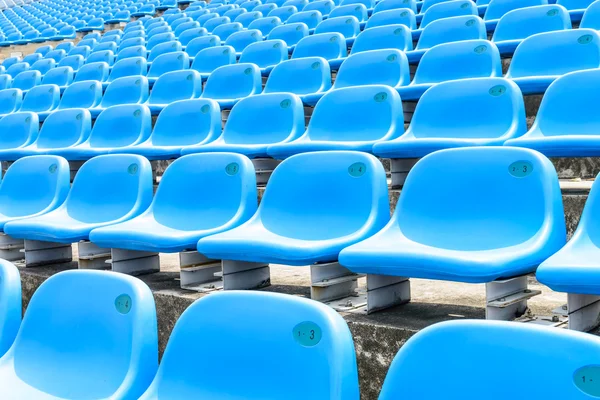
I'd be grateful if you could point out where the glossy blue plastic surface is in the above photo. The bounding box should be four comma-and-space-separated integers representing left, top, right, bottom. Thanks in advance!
201, 63, 262, 108
248, 16, 282, 35
225, 29, 263, 53
365, 8, 417, 29
0, 75, 11, 91
485, 0, 547, 20
333, 49, 410, 89
340, 147, 566, 283
41, 66, 75, 87
287, 9, 323, 28
292, 32, 346, 62
183, 92, 304, 157
399, 39, 502, 100
147, 70, 202, 113
505, 69, 600, 156
12, 70, 41, 91
0, 259, 20, 358
147, 32, 176, 50
191, 45, 237, 79
234, 11, 262, 27
86, 50, 116, 66
147, 41, 182, 62
264, 56, 332, 103
138, 291, 359, 400
30, 58, 55, 75
56, 80, 103, 111
197, 151, 390, 265
58, 54, 85, 71
315, 15, 360, 41
74, 61, 110, 83
414, 15, 486, 54
268, 22, 309, 47
212, 22, 244, 40
147, 51, 190, 83
268, 5, 299, 22
109, 57, 148, 84
304, 0, 335, 16
177, 27, 206, 45
581, 0, 600, 29
376, 78, 526, 158
5, 62, 29, 78
0, 89, 22, 115
420, 0, 478, 28
90, 153, 257, 252
239, 39, 287, 72
19, 84, 60, 115
268, 85, 402, 158
350, 24, 413, 54
492, 5, 571, 55
4, 154, 154, 243
0, 269, 158, 400
506, 29, 600, 94
95, 75, 150, 115
379, 320, 600, 399
118, 45, 148, 62
329, 4, 369, 21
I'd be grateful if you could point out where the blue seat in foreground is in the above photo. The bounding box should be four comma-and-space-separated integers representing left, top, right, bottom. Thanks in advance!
505, 69, 600, 156
0, 259, 20, 358
0, 270, 157, 399
378, 320, 600, 399
138, 291, 359, 399
267, 85, 403, 159
197, 151, 390, 295
200, 63, 262, 108
505, 29, 600, 94
90, 153, 257, 255
375, 78, 526, 161
339, 147, 566, 316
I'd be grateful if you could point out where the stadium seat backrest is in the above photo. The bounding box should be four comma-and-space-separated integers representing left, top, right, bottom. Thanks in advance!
287, 9, 323, 28
485, 0, 547, 20
101, 75, 150, 108
212, 21, 244, 40
247, 16, 282, 35
373, 0, 417, 13
0, 75, 12, 91
412, 39, 502, 84
6, 62, 30, 78
203, 15, 230, 31
86, 50, 115, 66
35, 108, 93, 149
69, 45, 92, 58
351, 24, 413, 53
333, 48, 409, 88
178, 27, 208, 46
0, 155, 70, 218
5, 269, 157, 398
420, 0, 477, 28
0, 259, 20, 358
581, 0, 600, 29
0, 89, 23, 115
59, 80, 103, 109
148, 69, 202, 103
2, 57, 20, 69
147, 32, 176, 49
292, 32, 346, 60
109, 57, 148, 82
314, 15, 360, 38
224, 7, 248, 20
41, 66, 75, 87
138, 291, 359, 399
268, 23, 309, 47
74, 61, 110, 82
264, 56, 332, 94
268, 5, 298, 22
117, 45, 148, 61
379, 320, 600, 399
202, 62, 262, 99
185, 35, 220, 58
329, 4, 369, 21
12, 70, 41, 91
78, 38, 98, 49
174, 21, 201, 38
493, 5, 571, 42
88, 104, 152, 150
94, 42, 118, 53
58, 54, 85, 70
0, 112, 38, 149
119, 36, 146, 50
191, 45, 236, 73
226, 29, 263, 53
20, 84, 60, 113
239, 39, 288, 68
220, 92, 304, 145
22, 53, 42, 65
506, 29, 600, 78
147, 51, 189, 78
416, 15, 486, 50
303, 0, 334, 16
30, 58, 56, 75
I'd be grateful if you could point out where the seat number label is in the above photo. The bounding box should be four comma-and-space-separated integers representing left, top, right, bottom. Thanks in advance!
293, 321, 322, 347
508, 161, 533, 178
574, 366, 600, 396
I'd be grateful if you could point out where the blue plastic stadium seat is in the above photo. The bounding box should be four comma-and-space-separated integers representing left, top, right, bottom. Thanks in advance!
52, 81, 103, 115
314, 15, 360, 45
239, 39, 287, 74
200, 63, 262, 108
303, 0, 335, 16
350, 24, 413, 55
2, 57, 20, 70
90, 152, 257, 252
504, 69, 600, 156
69, 45, 92, 59
138, 291, 359, 399
44, 49, 68, 64
50, 104, 152, 160
203, 16, 231, 33
78, 38, 98, 49
115, 99, 220, 159
365, 8, 417, 29
492, 5, 572, 56
133, 3, 157, 16
185, 35, 220, 58
263, 57, 331, 104
146, 70, 202, 114
0, 75, 12, 91
5, 62, 30, 78
22, 53, 42, 66
399, 39, 502, 100
581, 0, 600, 29
74, 61, 110, 83
374, 0, 418, 14
0, 112, 38, 157
0, 259, 20, 358
226, 29, 263, 55
285, 0, 310, 9
107, 57, 148, 89
506, 29, 600, 94
118, 45, 149, 61
420, 0, 478, 28
0, 109, 92, 159
287, 10, 323, 29
12, 70, 41, 91
248, 16, 283, 36
178, 27, 208, 46
375, 78, 525, 158
198, 12, 220, 26
93, 42, 118, 54
241, 0, 262, 10
0, 89, 23, 116
329, 4, 369, 22
268, 86, 401, 158
147, 51, 190, 84
333, 49, 409, 92
485, 0, 547, 22
255, 3, 279, 14
120, 37, 146, 51
182, 92, 304, 157
378, 320, 600, 399
20, 84, 60, 117
197, 151, 389, 265
35, 45, 53, 57
212, 22, 244, 40
268, 22, 309, 48
191, 45, 237, 79
268, 5, 299, 22
339, 147, 565, 283
86, 50, 116, 66
30, 58, 56, 75
292, 32, 346, 67
408, 15, 487, 63
147, 32, 176, 50
0, 269, 157, 399
57, 54, 85, 71
91, 76, 150, 118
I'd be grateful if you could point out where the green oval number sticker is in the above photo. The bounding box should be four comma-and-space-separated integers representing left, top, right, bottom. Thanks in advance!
330, 35, 338, 42
115, 294, 132, 314
579, 34, 593, 44
293, 321, 322, 347
280, 99, 290, 108
474, 45, 487, 54
311, 61, 320, 69
394, 27, 403, 35
489, 85, 506, 96
465, 18, 475, 26
508, 161, 533, 178
574, 366, 600, 397
48, 164, 57, 173
400, 11, 408, 16
387, 53, 397, 62
296, 25, 303, 31
345, 18, 352, 24
244, 67, 252, 75
348, 162, 366, 177
128, 163, 138, 175
225, 162, 239, 176
201, 104, 210, 113
460, 2, 469, 8
374, 92, 387, 102
546, 8, 558, 16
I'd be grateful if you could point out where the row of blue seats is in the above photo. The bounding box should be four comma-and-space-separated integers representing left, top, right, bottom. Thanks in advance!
0, 69, 599, 160
2, 263, 591, 398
